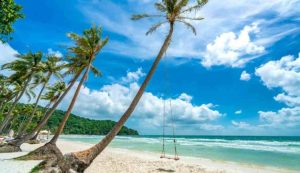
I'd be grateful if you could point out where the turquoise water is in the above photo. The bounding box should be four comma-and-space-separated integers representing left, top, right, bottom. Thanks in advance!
60, 135, 300, 171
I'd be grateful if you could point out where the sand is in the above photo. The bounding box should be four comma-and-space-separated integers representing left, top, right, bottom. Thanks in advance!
0, 140, 297, 173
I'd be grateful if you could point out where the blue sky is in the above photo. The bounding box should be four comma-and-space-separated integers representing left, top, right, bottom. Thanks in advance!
1, 0, 300, 135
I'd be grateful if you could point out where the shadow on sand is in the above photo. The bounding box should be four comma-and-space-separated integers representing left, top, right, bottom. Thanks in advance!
156, 168, 175, 172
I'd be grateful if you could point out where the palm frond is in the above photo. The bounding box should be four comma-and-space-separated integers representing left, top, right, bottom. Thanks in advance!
178, 16, 204, 20
180, 0, 208, 14
176, 19, 197, 35
146, 21, 168, 35
174, 0, 189, 13
90, 65, 102, 77
131, 14, 164, 20
155, 2, 167, 12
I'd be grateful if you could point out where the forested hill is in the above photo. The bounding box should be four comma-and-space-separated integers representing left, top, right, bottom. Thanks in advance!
5, 104, 139, 135
46, 110, 139, 135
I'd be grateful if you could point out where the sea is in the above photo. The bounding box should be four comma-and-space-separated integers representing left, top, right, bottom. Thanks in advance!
60, 135, 300, 171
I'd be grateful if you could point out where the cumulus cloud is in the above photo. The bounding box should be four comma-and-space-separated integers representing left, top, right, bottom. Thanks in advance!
231, 121, 252, 129
256, 53, 300, 106
235, 110, 242, 115
58, 68, 223, 132
202, 23, 265, 68
240, 71, 251, 81
121, 68, 145, 84
274, 94, 300, 107
259, 107, 300, 127
47, 48, 63, 58
0, 43, 18, 65
78, 0, 299, 61
0, 43, 18, 76
178, 93, 193, 102
256, 53, 300, 127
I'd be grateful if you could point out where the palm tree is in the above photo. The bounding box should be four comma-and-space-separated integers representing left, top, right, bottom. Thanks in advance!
66, 0, 208, 171
16, 55, 64, 137
46, 26, 107, 147
30, 81, 66, 141
6, 26, 107, 156
0, 52, 43, 134
4, 66, 83, 152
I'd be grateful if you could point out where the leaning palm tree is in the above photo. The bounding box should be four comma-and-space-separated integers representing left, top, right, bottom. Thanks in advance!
37, 26, 107, 156
64, 0, 208, 172
0, 52, 43, 134
16, 55, 64, 137
13, 26, 108, 160
30, 81, 66, 141
2, 61, 82, 153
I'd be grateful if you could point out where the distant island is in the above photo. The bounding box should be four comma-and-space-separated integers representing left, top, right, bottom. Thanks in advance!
8, 104, 139, 136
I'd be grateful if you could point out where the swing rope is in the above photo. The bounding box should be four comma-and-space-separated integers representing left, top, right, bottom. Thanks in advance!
170, 99, 179, 160
160, 52, 179, 161
160, 99, 166, 158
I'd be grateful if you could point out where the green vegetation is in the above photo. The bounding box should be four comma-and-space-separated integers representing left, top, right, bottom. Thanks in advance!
47, 110, 139, 135
1, 103, 138, 135
0, 0, 24, 42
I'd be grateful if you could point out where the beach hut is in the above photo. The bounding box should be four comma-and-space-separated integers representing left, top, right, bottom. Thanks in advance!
38, 130, 50, 141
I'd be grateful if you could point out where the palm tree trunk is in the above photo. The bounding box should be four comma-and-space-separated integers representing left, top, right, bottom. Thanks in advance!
49, 64, 91, 144
17, 73, 51, 137
69, 23, 174, 170
0, 76, 32, 134
30, 102, 51, 140
9, 69, 83, 147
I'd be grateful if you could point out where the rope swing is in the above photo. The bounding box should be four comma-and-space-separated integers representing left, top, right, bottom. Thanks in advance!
160, 52, 179, 161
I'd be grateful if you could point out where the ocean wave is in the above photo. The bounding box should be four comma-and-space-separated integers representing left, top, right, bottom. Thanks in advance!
176, 140, 300, 154
60, 135, 300, 154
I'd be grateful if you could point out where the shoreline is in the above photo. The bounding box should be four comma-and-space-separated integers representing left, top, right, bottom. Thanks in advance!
0, 140, 298, 173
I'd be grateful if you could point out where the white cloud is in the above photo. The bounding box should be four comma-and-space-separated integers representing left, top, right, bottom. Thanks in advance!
240, 71, 251, 81
256, 53, 300, 128
256, 53, 300, 106
58, 68, 223, 133
178, 93, 193, 103
78, 0, 299, 62
259, 107, 300, 127
47, 48, 63, 58
202, 23, 265, 68
235, 110, 242, 115
0, 43, 18, 76
231, 121, 252, 129
274, 94, 300, 107
0, 43, 18, 66
121, 68, 145, 84
200, 124, 224, 131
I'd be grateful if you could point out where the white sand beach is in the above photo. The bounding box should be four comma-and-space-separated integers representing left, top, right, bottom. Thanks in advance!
0, 140, 297, 173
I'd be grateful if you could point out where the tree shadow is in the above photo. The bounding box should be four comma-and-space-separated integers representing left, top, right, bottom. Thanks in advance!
156, 168, 175, 172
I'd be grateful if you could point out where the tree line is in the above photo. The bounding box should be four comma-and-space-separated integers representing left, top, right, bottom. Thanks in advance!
1, 103, 138, 136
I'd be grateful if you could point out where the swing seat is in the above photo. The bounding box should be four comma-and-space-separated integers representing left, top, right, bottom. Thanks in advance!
160, 154, 180, 161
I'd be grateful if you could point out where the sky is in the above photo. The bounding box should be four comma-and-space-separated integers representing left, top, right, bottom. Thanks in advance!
0, 0, 300, 135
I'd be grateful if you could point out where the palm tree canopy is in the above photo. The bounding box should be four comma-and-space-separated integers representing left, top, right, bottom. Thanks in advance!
30, 54, 65, 89
64, 26, 109, 78
1, 52, 44, 81
42, 81, 66, 104
131, 0, 208, 35
43, 54, 65, 79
